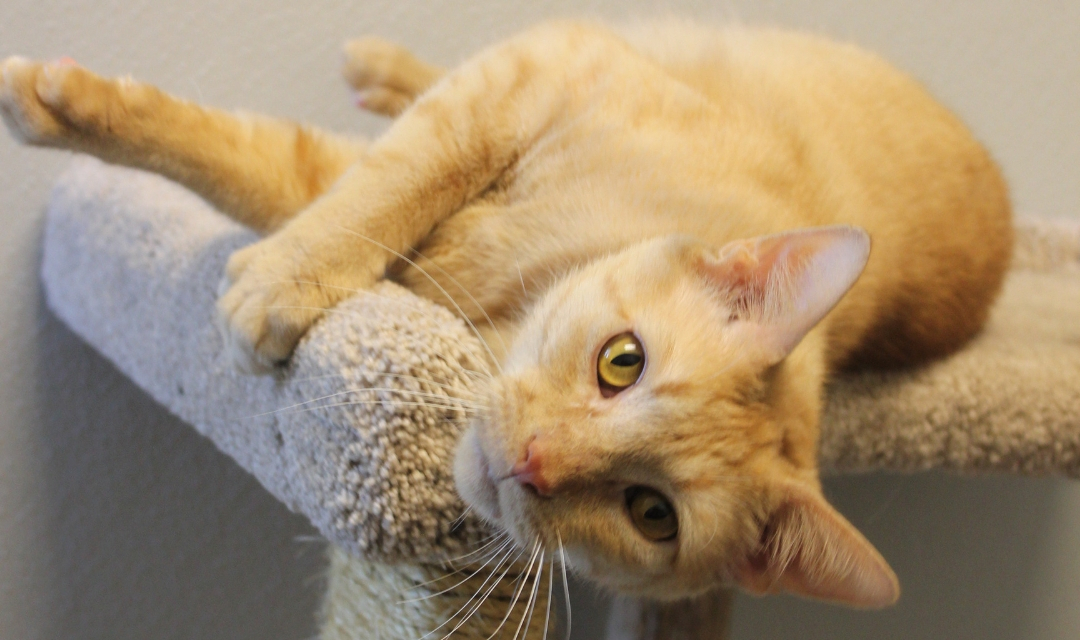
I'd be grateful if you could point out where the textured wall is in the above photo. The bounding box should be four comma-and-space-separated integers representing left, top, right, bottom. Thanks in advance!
0, 1, 1076, 638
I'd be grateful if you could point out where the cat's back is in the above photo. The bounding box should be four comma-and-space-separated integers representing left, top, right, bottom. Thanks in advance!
616, 21, 1014, 366
408, 21, 1012, 368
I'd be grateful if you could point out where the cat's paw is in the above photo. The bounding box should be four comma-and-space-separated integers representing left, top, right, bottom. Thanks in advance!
0, 55, 138, 148
0, 56, 129, 148
215, 236, 374, 373
341, 38, 438, 117
0, 57, 74, 145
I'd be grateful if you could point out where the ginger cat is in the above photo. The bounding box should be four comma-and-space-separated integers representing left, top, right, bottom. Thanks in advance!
1, 20, 1011, 608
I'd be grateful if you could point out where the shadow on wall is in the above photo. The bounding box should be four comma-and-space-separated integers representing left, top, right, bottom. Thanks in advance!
31, 292, 325, 640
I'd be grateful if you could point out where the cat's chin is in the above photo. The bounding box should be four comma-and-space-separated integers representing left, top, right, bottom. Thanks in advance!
453, 428, 503, 523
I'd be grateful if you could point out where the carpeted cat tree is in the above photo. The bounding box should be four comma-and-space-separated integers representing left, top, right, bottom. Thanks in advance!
40, 157, 1080, 639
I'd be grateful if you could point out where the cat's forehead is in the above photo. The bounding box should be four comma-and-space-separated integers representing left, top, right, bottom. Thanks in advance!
503, 242, 758, 413
517, 240, 690, 342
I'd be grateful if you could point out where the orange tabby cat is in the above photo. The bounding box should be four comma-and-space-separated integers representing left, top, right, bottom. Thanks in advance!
1, 20, 1011, 607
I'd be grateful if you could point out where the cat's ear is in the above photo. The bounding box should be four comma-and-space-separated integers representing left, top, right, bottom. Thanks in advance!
733, 483, 899, 608
694, 226, 870, 364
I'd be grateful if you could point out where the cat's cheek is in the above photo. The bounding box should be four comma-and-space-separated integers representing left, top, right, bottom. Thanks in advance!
453, 429, 502, 522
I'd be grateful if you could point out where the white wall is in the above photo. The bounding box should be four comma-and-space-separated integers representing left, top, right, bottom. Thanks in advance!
0, 1, 1076, 638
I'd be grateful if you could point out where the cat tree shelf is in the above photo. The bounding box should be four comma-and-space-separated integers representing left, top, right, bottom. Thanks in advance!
41, 157, 1080, 639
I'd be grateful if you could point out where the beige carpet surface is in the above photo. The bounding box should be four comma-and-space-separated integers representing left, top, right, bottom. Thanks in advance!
41, 157, 1080, 562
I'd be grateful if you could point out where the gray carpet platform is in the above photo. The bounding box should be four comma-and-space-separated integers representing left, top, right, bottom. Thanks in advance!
40, 157, 1080, 564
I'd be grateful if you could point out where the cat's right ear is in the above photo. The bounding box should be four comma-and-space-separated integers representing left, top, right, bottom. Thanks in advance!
692, 226, 871, 365
733, 483, 900, 608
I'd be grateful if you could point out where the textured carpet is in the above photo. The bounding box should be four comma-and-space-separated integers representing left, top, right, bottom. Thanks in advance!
41, 157, 1080, 564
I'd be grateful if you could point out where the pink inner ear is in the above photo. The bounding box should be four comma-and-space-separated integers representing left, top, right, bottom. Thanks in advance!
697, 226, 871, 362
733, 484, 900, 609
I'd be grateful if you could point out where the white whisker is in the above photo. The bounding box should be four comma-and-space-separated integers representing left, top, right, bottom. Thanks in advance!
542, 556, 554, 640
451, 506, 473, 529
285, 360, 492, 386
288, 370, 475, 394
418, 541, 521, 640
445, 531, 510, 565
398, 536, 514, 604
513, 548, 545, 640
435, 543, 528, 640
265, 399, 481, 419
452, 366, 493, 382
558, 533, 571, 640
330, 224, 504, 375
260, 278, 474, 331
256, 280, 497, 377
408, 247, 510, 357
486, 538, 542, 640
259, 278, 379, 296
435, 532, 508, 570
516, 260, 528, 297
249, 386, 484, 420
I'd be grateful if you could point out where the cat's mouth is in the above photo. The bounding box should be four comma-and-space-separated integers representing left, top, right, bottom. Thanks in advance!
477, 449, 503, 520
454, 428, 503, 522
454, 426, 555, 549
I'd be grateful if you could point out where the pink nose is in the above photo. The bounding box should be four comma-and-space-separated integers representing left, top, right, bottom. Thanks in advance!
510, 438, 552, 496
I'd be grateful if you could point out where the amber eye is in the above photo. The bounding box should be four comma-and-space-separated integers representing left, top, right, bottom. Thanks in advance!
626, 487, 678, 542
597, 333, 645, 392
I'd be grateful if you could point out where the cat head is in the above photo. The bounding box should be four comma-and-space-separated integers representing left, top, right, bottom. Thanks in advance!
454, 226, 899, 607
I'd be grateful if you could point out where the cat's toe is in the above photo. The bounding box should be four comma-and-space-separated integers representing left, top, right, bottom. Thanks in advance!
1, 57, 129, 147
341, 37, 434, 116
216, 297, 294, 374
353, 87, 411, 117
35, 62, 122, 134
216, 239, 353, 374
32, 59, 79, 109
341, 37, 402, 90
0, 57, 69, 145
216, 275, 319, 374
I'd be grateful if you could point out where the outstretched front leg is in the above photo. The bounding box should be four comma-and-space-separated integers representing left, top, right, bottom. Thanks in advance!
0, 57, 365, 232
218, 21, 634, 371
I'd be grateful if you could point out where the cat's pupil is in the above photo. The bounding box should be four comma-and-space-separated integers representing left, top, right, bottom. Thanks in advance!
626, 487, 678, 541
611, 354, 642, 367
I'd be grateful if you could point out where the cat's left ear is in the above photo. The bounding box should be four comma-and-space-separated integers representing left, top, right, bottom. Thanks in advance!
733, 483, 900, 608
694, 226, 870, 364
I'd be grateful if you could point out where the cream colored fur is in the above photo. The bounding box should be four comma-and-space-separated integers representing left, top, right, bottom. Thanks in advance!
1, 19, 1011, 611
